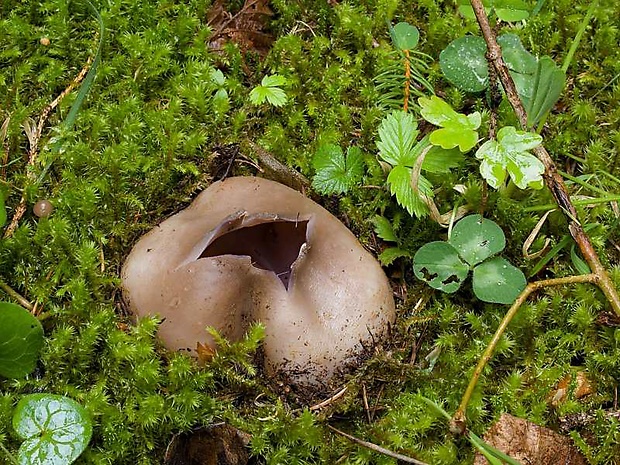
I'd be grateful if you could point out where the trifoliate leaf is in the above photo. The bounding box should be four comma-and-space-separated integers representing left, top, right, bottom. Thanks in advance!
13, 394, 92, 465
413, 241, 469, 293
472, 257, 526, 304
312, 144, 364, 195
439, 35, 489, 93
0, 302, 44, 379
372, 215, 398, 243
390, 22, 419, 50
387, 165, 432, 217
249, 74, 288, 107
419, 96, 481, 152
377, 110, 418, 166
449, 214, 506, 266
475, 126, 544, 189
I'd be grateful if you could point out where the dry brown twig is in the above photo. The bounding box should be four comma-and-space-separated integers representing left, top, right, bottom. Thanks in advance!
3, 56, 93, 239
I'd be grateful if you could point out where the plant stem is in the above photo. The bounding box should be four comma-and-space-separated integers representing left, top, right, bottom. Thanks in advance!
0, 441, 18, 465
469, 0, 620, 318
451, 274, 599, 434
0, 278, 33, 311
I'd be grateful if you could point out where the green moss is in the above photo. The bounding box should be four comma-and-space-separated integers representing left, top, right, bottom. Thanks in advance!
1, 0, 620, 463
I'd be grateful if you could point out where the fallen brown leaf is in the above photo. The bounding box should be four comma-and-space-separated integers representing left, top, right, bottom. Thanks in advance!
473, 413, 587, 465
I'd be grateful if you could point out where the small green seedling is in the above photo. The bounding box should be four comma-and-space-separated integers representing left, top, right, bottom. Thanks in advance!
311, 144, 364, 195
389, 21, 420, 51
13, 394, 92, 465
371, 215, 411, 266
413, 214, 526, 304
249, 74, 288, 107
475, 126, 544, 189
419, 96, 481, 152
0, 302, 44, 379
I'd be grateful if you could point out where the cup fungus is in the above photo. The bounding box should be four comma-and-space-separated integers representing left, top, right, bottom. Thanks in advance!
122, 176, 395, 385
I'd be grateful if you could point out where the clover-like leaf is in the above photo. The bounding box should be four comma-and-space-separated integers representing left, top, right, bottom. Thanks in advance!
439, 36, 489, 93
377, 110, 418, 166
475, 126, 544, 189
249, 74, 288, 107
419, 96, 481, 152
13, 394, 93, 465
497, 33, 537, 74
413, 242, 469, 293
472, 257, 526, 304
449, 214, 506, 266
390, 22, 419, 50
387, 165, 432, 217
312, 144, 364, 195
0, 302, 44, 379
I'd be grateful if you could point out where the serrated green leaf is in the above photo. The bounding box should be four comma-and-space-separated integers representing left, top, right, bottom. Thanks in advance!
413, 242, 469, 293
13, 394, 92, 465
387, 165, 431, 217
372, 215, 398, 243
473, 257, 526, 304
377, 111, 418, 166
261, 74, 287, 87
0, 302, 44, 379
379, 247, 410, 266
419, 96, 480, 152
439, 36, 489, 93
390, 22, 419, 50
311, 144, 364, 195
449, 214, 506, 266
475, 126, 544, 189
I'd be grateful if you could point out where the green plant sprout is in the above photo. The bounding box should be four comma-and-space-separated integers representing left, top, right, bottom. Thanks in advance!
374, 21, 433, 111
419, 96, 481, 152
311, 144, 364, 195
413, 214, 526, 304
249, 74, 288, 107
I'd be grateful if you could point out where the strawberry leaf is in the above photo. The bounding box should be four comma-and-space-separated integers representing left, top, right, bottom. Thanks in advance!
312, 144, 364, 195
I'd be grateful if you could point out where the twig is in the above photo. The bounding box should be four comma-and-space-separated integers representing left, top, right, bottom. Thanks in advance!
450, 274, 599, 434
309, 386, 348, 411
4, 57, 93, 238
469, 0, 620, 317
327, 424, 430, 465
362, 384, 371, 422
0, 278, 33, 311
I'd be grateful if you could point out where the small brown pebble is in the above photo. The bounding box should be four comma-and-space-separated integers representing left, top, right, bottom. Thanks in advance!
40, 37, 50, 46
33, 200, 54, 218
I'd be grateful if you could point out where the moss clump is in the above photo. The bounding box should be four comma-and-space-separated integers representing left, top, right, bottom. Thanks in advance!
1, 0, 620, 463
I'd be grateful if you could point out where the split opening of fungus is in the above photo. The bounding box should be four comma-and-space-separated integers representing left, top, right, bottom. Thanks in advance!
199, 214, 309, 290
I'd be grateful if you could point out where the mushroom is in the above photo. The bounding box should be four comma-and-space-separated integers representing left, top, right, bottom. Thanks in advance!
122, 176, 395, 385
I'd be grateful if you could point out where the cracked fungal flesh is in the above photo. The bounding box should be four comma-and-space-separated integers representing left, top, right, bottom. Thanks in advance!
122, 176, 396, 385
